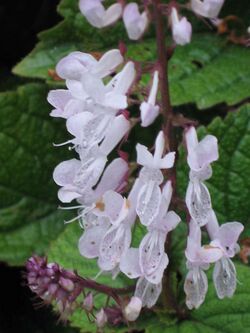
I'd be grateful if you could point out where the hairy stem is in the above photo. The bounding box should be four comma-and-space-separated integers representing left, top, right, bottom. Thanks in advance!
152, 0, 178, 312
77, 275, 135, 305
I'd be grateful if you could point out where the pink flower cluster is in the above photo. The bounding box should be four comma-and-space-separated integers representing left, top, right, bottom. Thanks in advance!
46, 0, 244, 323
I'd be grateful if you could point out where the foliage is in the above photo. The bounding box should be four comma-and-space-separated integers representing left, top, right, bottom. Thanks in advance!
0, 83, 72, 265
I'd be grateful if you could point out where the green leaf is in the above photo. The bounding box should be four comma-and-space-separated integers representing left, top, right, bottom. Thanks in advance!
128, 35, 250, 109
0, 83, 71, 265
178, 104, 250, 236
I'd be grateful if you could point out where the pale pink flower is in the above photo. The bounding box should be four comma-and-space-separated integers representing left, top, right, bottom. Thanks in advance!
123, 3, 149, 40
184, 220, 223, 309
171, 8, 192, 45
140, 71, 160, 127
79, 0, 122, 28
185, 126, 218, 226
136, 131, 175, 226
191, 0, 225, 18
207, 210, 244, 299
56, 49, 123, 81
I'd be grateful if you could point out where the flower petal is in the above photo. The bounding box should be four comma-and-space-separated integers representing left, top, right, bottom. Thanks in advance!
78, 221, 110, 258
186, 181, 212, 226
159, 152, 176, 169
123, 3, 148, 40
94, 158, 129, 198
66, 112, 93, 139
79, 0, 105, 28
120, 248, 141, 279
140, 103, 160, 127
136, 144, 153, 167
98, 225, 131, 271
53, 159, 81, 186
48, 89, 72, 117
146, 253, 169, 284
217, 222, 244, 256
93, 49, 123, 78
213, 257, 236, 299
58, 186, 82, 203
103, 3, 123, 27
136, 182, 161, 226
100, 115, 130, 155
135, 277, 162, 308
184, 267, 208, 309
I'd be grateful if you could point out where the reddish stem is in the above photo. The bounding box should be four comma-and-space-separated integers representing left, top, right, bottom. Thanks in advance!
152, 0, 178, 312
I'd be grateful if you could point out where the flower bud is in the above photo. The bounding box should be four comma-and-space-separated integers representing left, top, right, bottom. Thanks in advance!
171, 8, 192, 46
140, 71, 160, 127
26, 256, 83, 319
190, 0, 225, 18
95, 308, 107, 328
59, 277, 75, 292
83, 292, 94, 312
124, 296, 142, 322
123, 3, 149, 40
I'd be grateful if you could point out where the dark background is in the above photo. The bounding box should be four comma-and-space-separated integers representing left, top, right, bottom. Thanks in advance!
0, 1, 76, 332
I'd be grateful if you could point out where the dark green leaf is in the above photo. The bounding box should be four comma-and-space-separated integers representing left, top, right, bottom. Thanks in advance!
0, 83, 71, 265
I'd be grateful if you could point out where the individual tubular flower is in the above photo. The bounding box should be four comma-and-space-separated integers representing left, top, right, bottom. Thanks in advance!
53, 118, 130, 203
140, 71, 160, 127
136, 131, 175, 226
121, 182, 180, 283
123, 3, 149, 40
170, 8, 192, 46
184, 220, 223, 309
123, 296, 142, 322
79, 0, 122, 28
190, 0, 225, 18
185, 126, 219, 226
206, 210, 244, 299
55, 49, 123, 81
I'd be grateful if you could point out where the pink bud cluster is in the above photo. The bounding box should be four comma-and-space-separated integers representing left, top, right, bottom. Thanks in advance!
26, 256, 83, 319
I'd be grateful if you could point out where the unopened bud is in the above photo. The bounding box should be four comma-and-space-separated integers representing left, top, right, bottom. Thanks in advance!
171, 8, 192, 46
95, 308, 107, 328
83, 292, 94, 312
124, 296, 142, 322
59, 277, 75, 292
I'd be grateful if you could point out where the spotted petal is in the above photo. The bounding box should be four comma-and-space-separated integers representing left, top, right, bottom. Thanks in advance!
78, 220, 110, 258
186, 180, 212, 226
98, 224, 131, 271
213, 257, 236, 299
184, 267, 208, 309
134, 277, 162, 308
136, 182, 161, 226
120, 248, 141, 279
